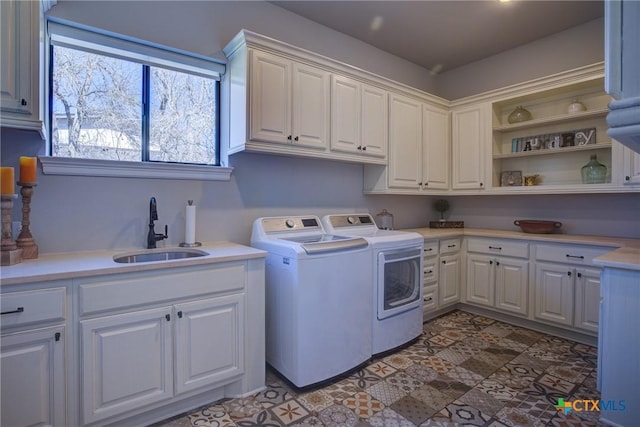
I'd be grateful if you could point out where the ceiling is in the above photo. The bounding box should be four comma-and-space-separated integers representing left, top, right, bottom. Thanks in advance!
270, 1, 604, 74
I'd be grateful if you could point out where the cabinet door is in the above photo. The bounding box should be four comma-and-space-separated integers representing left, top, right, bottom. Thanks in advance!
175, 294, 245, 394
360, 84, 387, 157
466, 254, 493, 307
622, 145, 640, 185
1, 326, 65, 427
0, 0, 35, 116
422, 104, 450, 189
574, 268, 601, 333
495, 258, 529, 315
331, 75, 361, 153
534, 263, 574, 326
81, 307, 173, 424
451, 104, 486, 190
250, 51, 291, 144
439, 253, 460, 305
388, 93, 422, 189
292, 63, 329, 149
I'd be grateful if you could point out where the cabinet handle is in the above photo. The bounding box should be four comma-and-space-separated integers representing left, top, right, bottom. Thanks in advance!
362, 146, 367, 151
287, 135, 292, 141
424, 248, 433, 252
357, 145, 362, 150
489, 246, 502, 250
165, 314, 171, 321
418, 182, 423, 186
566, 254, 585, 260
480, 182, 484, 187
177, 311, 183, 318
626, 176, 631, 181
1, 307, 24, 315
424, 296, 433, 302
55, 332, 61, 342
577, 272, 582, 278
489, 260, 493, 265
442, 260, 446, 264
294, 136, 299, 141
496, 261, 500, 266
21, 98, 27, 106
448, 244, 456, 248
425, 269, 433, 274
567, 271, 572, 277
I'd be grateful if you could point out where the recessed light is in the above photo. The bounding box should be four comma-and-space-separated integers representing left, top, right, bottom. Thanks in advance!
370, 16, 384, 31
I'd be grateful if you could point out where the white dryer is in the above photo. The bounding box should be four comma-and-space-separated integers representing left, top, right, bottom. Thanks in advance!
322, 213, 424, 354
251, 216, 372, 388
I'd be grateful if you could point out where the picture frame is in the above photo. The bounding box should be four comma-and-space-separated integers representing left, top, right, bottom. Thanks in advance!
501, 170, 523, 187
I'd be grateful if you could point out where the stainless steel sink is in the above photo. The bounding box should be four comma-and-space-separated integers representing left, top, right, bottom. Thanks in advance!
113, 248, 208, 264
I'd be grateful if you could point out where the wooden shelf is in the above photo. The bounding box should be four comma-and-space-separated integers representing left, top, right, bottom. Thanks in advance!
493, 108, 609, 133
493, 141, 612, 160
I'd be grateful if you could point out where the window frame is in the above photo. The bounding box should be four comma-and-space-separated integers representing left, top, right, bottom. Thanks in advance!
43, 18, 232, 181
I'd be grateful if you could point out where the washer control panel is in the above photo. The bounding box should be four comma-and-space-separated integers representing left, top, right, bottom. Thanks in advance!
261, 216, 323, 233
327, 214, 375, 228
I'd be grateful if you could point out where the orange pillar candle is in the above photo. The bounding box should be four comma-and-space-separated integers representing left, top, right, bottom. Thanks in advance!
19, 157, 37, 183
0, 167, 15, 195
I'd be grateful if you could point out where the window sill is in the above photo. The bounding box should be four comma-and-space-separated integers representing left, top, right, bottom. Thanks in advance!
39, 157, 233, 181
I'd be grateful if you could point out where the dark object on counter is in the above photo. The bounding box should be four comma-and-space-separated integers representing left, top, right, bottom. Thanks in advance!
514, 220, 562, 234
430, 221, 464, 229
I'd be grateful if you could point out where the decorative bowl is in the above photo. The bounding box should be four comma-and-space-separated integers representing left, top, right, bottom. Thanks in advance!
514, 220, 562, 234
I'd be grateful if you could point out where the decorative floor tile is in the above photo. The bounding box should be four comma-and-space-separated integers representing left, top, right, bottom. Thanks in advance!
187, 404, 236, 427
368, 407, 415, 427
445, 365, 485, 387
420, 356, 456, 374
411, 384, 454, 411
318, 404, 358, 427
296, 389, 334, 412
342, 391, 385, 418
428, 334, 456, 347
537, 373, 577, 394
366, 361, 397, 378
366, 380, 408, 405
439, 401, 492, 426
404, 364, 439, 383
390, 395, 438, 425
383, 353, 415, 370
495, 406, 546, 427
385, 371, 425, 393
270, 400, 310, 425
153, 310, 603, 427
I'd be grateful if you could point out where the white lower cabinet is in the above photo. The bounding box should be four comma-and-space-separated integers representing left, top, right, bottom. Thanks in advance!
465, 238, 529, 316
1, 326, 66, 427
439, 253, 461, 306
422, 240, 439, 317
534, 243, 607, 333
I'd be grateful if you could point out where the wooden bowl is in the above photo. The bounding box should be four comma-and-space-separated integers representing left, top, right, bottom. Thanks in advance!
514, 220, 562, 234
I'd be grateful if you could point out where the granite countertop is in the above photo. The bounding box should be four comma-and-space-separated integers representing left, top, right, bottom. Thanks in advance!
0, 242, 266, 286
401, 227, 640, 271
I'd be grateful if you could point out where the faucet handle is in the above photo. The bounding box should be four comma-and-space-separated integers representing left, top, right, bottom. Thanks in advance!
155, 225, 168, 241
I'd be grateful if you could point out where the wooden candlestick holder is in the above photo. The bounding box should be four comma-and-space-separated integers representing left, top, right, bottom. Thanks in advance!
16, 181, 38, 259
1, 194, 23, 266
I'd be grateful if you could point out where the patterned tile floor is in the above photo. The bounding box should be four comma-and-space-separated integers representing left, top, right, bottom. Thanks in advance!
155, 310, 606, 427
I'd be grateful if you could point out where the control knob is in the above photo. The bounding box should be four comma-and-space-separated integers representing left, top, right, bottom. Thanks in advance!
285, 219, 295, 228
347, 216, 357, 225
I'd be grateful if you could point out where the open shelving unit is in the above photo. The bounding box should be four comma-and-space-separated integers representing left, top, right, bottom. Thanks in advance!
491, 76, 614, 189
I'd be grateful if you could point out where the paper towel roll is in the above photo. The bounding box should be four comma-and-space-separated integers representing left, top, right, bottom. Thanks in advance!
185, 203, 196, 245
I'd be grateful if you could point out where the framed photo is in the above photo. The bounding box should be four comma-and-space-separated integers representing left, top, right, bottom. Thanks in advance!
501, 170, 522, 187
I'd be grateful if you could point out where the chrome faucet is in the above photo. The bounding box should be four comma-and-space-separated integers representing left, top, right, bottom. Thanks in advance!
147, 197, 168, 249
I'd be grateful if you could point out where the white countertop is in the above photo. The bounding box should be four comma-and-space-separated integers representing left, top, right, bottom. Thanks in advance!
0, 242, 266, 286
401, 227, 640, 271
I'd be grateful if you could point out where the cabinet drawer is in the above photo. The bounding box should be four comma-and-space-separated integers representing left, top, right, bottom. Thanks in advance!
1, 287, 66, 329
423, 240, 439, 256
439, 238, 461, 254
79, 262, 246, 316
535, 243, 612, 266
423, 285, 438, 311
467, 237, 529, 259
423, 258, 438, 284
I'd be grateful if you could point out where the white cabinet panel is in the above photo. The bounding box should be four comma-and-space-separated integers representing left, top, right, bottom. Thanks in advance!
439, 253, 460, 305
293, 63, 330, 149
388, 93, 422, 189
574, 268, 601, 333
81, 307, 173, 424
1, 326, 66, 427
622, 144, 640, 185
422, 104, 450, 189
466, 254, 493, 307
452, 104, 486, 190
331, 75, 360, 152
494, 258, 529, 315
361, 84, 388, 157
534, 263, 574, 326
175, 294, 244, 394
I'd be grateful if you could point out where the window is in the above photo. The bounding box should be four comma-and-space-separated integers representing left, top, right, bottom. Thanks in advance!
47, 20, 223, 169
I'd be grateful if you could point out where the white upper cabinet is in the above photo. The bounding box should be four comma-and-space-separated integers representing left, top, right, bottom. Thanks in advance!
0, 0, 50, 136
422, 104, 450, 189
388, 93, 423, 189
251, 51, 329, 150
451, 103, 487, 190
331, 75, 387, 159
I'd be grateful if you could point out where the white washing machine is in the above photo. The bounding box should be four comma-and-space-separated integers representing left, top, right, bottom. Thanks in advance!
322, 213, 424, 355
251, 215, 372, 388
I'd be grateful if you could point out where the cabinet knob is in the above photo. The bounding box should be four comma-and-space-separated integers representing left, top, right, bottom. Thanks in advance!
496, 261, 500, 266
55, 332, 61, 342
357, 146, 362, 150
287, 135, 292, 141
165, 314, 171, 321
21, 98, 27, 106
626, 176, 631, 181
567, 271, 572, 277
480, 182, 484, 187
177, 311, 183, 318
294, 136, 299, 141
418, 182, 423, 186
489, 260, 493, 265
362, 146, 366, 151
577, 272, 582, 278
442, 260, 446, 264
